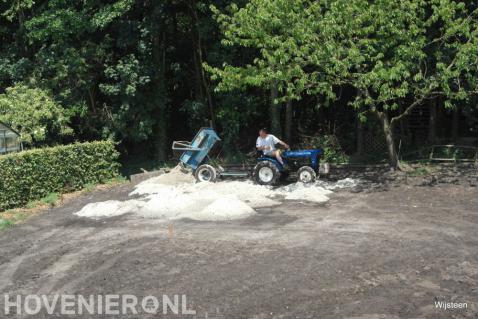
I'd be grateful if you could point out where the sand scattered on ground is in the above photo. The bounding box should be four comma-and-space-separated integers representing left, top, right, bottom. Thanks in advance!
76, 166, 358, 221
279, 183, 332, 202
317, 177, 359, 190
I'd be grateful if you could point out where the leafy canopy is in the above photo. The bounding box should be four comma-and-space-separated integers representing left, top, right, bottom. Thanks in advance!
0, 84, 72, 144
208, 0, 478, 120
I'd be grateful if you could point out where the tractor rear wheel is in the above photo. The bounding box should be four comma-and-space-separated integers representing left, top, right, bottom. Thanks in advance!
297, 166, 317, 183
194, 164, 217, 183
253, 161, 280, 185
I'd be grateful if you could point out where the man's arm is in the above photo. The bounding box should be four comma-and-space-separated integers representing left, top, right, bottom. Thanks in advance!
272, 135, 289, 149
278, 140, 289, 149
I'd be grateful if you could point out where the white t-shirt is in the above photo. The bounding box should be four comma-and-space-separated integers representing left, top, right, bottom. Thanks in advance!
256, 134, 280, 154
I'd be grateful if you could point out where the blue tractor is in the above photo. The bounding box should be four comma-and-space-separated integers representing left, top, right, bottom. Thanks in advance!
253, 149, 322, 185
172, 128, 323, 185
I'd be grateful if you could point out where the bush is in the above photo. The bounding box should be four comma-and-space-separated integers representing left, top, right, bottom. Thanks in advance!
0, 141, 120, 211
299, 134, 349, 164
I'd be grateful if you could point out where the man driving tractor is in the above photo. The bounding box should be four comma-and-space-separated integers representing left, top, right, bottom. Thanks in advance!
256, 128, 289, 166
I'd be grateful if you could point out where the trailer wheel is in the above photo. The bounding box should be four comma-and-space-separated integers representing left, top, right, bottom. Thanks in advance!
194, 164, 217, 183
253, 161, 280, 185
297, 166, 317, 183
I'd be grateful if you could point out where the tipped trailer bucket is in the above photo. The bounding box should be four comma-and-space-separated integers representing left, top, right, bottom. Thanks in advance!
173, 128, 232, 182
172, 127, 221, 170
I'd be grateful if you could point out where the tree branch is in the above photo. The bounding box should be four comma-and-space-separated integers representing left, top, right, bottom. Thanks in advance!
390, 98, 423, 125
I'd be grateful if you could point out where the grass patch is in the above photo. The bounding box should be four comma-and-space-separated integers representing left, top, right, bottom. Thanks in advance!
105, 176, 128, 185
41, 192, 60, 206
26, 192, 60, 209
0, 210, 29, 231
25, 200, 39, 209
84, 176, 128, 192
0, 218, 14, 231
83, 183, 97, 192
403, 163, 440, 177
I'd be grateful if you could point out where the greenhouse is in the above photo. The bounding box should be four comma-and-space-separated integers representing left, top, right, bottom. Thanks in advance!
0, 121, 22, 155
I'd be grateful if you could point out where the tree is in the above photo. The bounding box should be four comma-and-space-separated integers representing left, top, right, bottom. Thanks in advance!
0, 84, 72, 145
208, 0, 478, 168
0, 0, 271, 160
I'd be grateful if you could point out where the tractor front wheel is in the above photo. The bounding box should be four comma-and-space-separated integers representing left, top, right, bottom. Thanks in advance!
253, 161, 280, 185
194, 164, 217, 183
297, 166, 317, 183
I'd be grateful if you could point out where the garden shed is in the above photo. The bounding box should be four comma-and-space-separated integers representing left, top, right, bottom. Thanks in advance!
0, 121, 22, 154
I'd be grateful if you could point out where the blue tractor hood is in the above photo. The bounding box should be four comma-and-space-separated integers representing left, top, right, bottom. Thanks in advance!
282, 149, 323, 157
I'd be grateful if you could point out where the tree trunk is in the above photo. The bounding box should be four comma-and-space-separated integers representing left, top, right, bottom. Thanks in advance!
428, 99, 437, 144
191, 37, 204, 100
356, 115, 364, 156
285, 100, 293, 142
452, 107, 459, 143
269, 81, 282, 135
152, 27, 168, 162
377, 111, 399, 169
88, 87, 97, 115
355, 91, 365, 156
398, 105, 407, 142
190, 0, 215, 127
16, 9, 28, 55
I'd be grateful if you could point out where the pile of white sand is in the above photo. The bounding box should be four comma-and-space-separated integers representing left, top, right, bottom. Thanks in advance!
76, 200, 144, 218
76, 166, 358, 221
193, 195, 255, 221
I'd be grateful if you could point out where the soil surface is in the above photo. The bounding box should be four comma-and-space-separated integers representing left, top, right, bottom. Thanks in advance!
0, 171, 477, 318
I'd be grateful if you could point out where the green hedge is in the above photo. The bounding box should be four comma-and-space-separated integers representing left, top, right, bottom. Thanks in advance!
0, 141, 120, 211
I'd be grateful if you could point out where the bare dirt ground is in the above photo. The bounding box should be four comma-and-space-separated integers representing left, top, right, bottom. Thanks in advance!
0, 170, 477, 318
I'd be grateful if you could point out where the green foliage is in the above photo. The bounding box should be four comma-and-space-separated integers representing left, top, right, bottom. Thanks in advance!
299, 134, 349, 164
1, 0, 478, 167
207, 0, 336, 100
99, 54, 154, 141
2, 0, 34, 21
215, 93, 262, 154
208, 0, 478, 167
210, 0, 478, 110
0, 84, 72, 145
0, 141, 120, 210
92, 0, 135, 28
